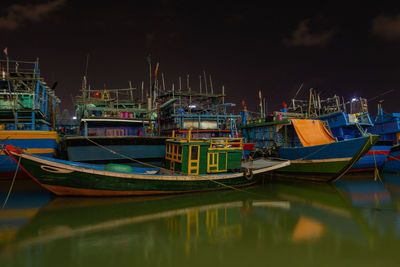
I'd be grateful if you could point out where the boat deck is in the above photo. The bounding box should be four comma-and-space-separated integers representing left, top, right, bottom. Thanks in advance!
242, 158, 290, 170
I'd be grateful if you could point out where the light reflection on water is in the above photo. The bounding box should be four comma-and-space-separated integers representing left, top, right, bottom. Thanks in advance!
1, 173, 400, 266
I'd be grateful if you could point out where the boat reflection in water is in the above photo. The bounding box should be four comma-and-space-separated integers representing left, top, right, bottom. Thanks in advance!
0, 180, 52, 251
2, 175, 400, 266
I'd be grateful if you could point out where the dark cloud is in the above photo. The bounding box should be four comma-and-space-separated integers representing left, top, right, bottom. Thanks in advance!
283, 19, 335, 46
372, 14, 400, 40
0, 0, 66, 31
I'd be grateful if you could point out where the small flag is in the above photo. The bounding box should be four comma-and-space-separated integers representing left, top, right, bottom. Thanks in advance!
3, 47, 7, 56
154, 62, 159, 79
259, 90, 262, 99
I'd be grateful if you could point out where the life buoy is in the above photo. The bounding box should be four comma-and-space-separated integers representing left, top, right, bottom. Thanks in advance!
243, 168, 253, 180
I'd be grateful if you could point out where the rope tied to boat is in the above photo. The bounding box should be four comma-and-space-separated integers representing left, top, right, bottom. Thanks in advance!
84, 136, 180, 174
370, 137, 382, 182
1, 154, 21, 209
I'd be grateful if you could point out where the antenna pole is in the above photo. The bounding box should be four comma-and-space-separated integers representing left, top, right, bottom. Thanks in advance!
161, 73, 166, 92
203, 71, 208, 94
209, 74, 213, 94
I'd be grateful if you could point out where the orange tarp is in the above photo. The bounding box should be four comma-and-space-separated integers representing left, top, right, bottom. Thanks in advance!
291, 119, 335, 147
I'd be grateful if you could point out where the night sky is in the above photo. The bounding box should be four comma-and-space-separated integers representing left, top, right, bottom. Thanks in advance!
1, 1, 400, 116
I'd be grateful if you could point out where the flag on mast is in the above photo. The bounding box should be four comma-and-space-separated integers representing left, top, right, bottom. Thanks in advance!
3, 47, 8, 56
154, 62, 159, 79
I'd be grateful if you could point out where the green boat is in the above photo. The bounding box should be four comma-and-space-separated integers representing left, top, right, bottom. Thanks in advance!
5, 133, 290, 196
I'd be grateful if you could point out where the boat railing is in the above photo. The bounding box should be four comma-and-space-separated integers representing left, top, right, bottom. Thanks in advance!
210, 137, 242, 149
0, 59, 40, 78
0, 58, 60, 130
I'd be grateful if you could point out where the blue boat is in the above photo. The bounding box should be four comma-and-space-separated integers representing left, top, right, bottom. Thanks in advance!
156, 79, 254, 159
369, 102, 400, 172
62, 77, 167, 166
240, 115, 379, 182
158, 89, 241, 138
318, 112, 391, 172
0, 56, 60, 179
288, 90, 391, 172
316, 107, 391, 172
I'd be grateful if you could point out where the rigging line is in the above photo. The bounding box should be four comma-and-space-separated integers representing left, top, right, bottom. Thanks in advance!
300, 142, 331, 160
288, 83, 304, 109
84, 136, 177, 174
1, 155, 21, 209
367, 89, 395, 103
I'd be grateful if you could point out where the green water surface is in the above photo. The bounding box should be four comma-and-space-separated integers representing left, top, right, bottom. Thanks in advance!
1, 173, 400, 267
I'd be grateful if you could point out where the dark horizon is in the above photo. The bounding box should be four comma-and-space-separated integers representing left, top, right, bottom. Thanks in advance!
1, 1, 399, 116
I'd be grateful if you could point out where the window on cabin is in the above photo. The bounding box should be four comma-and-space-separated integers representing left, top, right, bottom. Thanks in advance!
191, 146, 199, 160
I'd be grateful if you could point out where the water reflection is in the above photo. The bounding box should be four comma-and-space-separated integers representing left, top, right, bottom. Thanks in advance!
0, 180, 52, 251
1, 175, 400, 266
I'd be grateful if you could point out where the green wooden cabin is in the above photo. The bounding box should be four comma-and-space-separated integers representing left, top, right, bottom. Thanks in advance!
165, 133, 243, 175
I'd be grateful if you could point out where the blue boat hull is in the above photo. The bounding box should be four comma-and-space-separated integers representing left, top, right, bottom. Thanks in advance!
276, 135, 379, 182
278, 135, 371, 161
0, 131, 59, 179
350, 142, 392, 172
383, 145, 400, 173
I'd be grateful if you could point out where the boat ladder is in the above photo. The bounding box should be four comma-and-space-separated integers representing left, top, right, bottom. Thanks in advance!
14, 111, 35, 130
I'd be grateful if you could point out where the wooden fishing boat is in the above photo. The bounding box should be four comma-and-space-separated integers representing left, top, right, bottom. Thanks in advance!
240, 116, 380, 182
369, 102, 400, 172
0, 57, 60, 179
61, 75, 168, 166
5, 134, 290, 196
157, 83, 255, 160
287, 89, 391, 172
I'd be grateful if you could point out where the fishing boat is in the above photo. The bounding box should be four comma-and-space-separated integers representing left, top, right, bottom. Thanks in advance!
369, 102, 400, 172
156, 76, 255, 159
240, 114, 379, 182
5, 132, 290, 196
61, 76, 167, 166
288, 89, 391, 172
0, 56, 60, 179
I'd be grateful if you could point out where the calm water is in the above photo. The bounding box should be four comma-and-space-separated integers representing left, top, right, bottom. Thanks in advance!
1, 173, 400, 267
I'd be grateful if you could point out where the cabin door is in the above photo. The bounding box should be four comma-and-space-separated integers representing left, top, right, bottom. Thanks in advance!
188, 145, 200, 175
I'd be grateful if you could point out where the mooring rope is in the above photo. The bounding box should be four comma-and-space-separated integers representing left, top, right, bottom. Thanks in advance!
84, 136, 176, 173
203, 177, 274, 198
370, 138, 382, 182
1, 155, 21, 209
